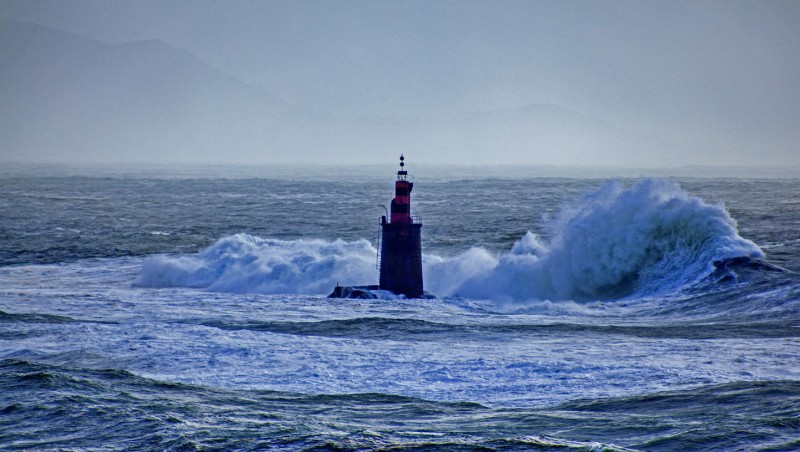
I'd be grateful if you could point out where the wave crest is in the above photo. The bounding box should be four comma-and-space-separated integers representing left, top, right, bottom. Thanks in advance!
136, 234, 376, 294
136, 179, 764, 302
437, 179, 764, 301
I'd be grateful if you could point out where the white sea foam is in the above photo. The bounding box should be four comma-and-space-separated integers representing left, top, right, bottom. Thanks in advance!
136, 235, 377, 294
438, 179, 763, 301
137, 179, 764, 302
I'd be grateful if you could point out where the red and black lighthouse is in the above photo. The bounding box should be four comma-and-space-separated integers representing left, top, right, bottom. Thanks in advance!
328, 155, 428, 299
379, 155, 424, 298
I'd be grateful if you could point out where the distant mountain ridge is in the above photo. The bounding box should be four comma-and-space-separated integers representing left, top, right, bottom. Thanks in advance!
0, 20, 626, 165
1, 20, 302, 163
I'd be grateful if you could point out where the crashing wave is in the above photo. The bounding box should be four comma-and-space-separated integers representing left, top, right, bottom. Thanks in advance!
137, 179, 765, 302
437, 179, 764, 301
135, 235, 377, 294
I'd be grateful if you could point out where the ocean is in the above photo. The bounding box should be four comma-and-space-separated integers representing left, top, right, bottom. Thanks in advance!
1, 164, 799, 451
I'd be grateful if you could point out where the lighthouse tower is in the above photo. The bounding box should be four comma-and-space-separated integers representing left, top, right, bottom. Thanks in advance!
379, 155, 424, 298
327, 155, 429, 300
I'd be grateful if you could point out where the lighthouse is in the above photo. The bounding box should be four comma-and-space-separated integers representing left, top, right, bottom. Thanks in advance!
328, 155, 430, 299
378, 155, 424, 298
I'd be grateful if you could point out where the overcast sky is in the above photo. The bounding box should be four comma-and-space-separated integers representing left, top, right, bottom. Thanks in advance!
2, 0, 799, 168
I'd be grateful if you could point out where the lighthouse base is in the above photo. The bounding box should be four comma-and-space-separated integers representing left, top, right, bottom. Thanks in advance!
327, 284, 435, 300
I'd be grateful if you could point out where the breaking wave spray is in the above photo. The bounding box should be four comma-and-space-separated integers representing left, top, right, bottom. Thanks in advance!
137, 179, 763, 303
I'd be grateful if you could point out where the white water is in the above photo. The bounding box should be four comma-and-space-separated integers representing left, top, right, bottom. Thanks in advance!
4, 257, 799, 409
138, 236, 377, 294
1, 175, 798, 418
138, 179, 763, 303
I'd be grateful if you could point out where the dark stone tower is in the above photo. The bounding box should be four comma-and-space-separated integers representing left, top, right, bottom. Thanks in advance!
379, 155, 424, 298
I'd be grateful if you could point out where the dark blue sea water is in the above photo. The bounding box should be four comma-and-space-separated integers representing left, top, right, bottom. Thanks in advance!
1, 164, 799, 450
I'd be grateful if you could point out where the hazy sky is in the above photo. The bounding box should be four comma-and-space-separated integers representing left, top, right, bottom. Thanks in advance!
2, 0, 799, 168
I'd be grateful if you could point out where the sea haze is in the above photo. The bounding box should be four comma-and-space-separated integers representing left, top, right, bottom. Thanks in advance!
5, 2, 799, 169
1, 166, 799, 450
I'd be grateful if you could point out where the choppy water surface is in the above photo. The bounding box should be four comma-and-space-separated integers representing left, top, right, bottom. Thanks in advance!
1, 166, 799, 450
